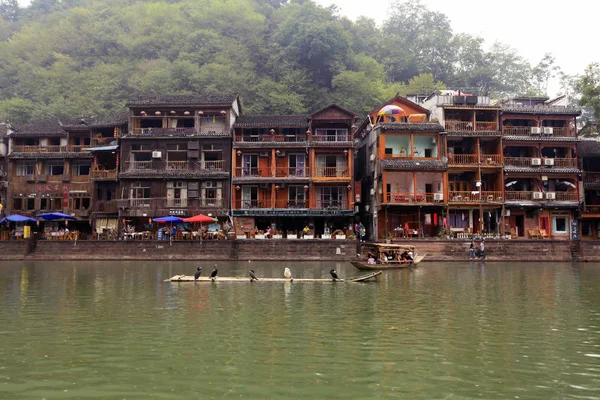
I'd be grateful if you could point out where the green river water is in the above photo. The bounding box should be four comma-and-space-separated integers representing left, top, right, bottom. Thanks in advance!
0, 261, 599, 399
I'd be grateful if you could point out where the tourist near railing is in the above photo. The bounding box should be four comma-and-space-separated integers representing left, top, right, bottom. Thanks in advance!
449, 191, 503, 203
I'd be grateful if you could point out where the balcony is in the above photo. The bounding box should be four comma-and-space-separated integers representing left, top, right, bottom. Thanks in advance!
127, 161, 152, 171
314, 166, 350, 178
166, 161, 189, 171
90, 137, 116, 147
448, 154, 477, 165
129, 127, 197, 137
553, 192, 579, 202
503, 127, 577, 138
386, 192, 440, 204
237, 199, 273, 209
316, 199, 348, 209
275, 199, 308, 209
234, 134, 307, 143
202, 160, 225, 171
11, 145, 86, 154
94, 200, 118, 214
448, 191, 503, 203
91, 169, 118, 180
311, 134, 351, 142
504, 157, 577, 169
505, 191, 579, 202
584, 172, 600, 186
122, 197, 224, 210
583, 205, 600, 215
445, 121, 498, 131
275, 167, 309, 178
166, 198, 188, 208
235, 167, 268, 178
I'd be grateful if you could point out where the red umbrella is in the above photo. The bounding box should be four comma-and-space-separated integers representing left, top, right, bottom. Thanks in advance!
183, 214, 217, 223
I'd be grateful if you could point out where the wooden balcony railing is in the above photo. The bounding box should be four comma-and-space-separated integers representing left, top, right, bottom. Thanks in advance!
445, 121, 498, 131
314, 166, 349, 178
129, 198, 152, 207
584, 172, 600, 184
554, 192, 579, 201
11, 145, 86, 153
503, 127, 531, 136
505, 191, 534, 201
583, 205, 600, 214
504, 157, 577, 168
94, 200, 118, 214
481, 154, 502, 165
449, 154, 477, 165
235, 167, 267, 177
237, 199, 273, 209
275, 199, 308, 209
316, 199, 348, 209
503, 126, 577, 137
234, 134, 307, 143
166, 198, 188, 207
166, 161, 189, 171
127, 161, 152, 171
130, 127, 196, 136
198, 198, 223, 207
311, 134, 351, 142
90, 137, 115, 147
275, 167, 309, 177
449, 191, 503, 203
202, 160, 225, 171
122, 197, 224, 209
386, 192, 440, 204
90, 168, 119, 180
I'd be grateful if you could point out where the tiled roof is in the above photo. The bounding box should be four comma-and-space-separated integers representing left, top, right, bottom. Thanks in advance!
578, 138, 600, 157
310, 104, 358, 118
503, 136, 580, 142
504, 166, 581, 174
11, 120, 66, 136
378, 123, 444, 132
127, 94, 238, 107
505, 201, 579, 209
441, 104, 501, 109
446, 131, 501, 136
502, 105, 581, 115
234, 115, 308, 128
380, 159, 447, 171
119, 170, 229, 179
8, 152, 93, 159
88, 112, 129, 128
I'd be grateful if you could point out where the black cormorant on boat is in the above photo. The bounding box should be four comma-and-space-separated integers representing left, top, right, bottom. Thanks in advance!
249, 270, 258, 282
330, 269, 339, 281
194, 267, 202, 281
210, 265, 218, 280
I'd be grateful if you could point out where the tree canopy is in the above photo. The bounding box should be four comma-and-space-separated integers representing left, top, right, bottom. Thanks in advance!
0, 0, 552, 123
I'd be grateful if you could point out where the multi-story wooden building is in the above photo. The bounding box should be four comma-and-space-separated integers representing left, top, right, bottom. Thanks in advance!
356, 96, 446, 241
231, 105, 357, 236
579, 139, 600, 239
0, 123, 7, 215
500, 97, 581, 239
423, 92, 503, 237
6, 119, 94, 230
116, 95, 240, 228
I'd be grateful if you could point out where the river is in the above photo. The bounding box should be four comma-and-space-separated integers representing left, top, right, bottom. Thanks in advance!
0, 261, 599, 399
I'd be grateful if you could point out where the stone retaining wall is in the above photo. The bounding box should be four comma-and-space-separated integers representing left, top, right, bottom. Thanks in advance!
0, 239, 598, 262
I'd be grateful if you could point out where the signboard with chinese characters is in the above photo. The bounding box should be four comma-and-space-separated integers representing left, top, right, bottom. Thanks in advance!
571, 219, 579, 240
168, 209, 186, 216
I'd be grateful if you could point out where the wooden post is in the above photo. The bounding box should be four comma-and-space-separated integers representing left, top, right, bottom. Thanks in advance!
271, 148, 276, 177
413, 171, 417, 198
271, 183, 276, 209
379, 135, 386, 160
382, 170, 388, 204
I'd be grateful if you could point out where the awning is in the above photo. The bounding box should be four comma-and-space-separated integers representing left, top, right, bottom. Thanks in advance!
83, 145, 119, 152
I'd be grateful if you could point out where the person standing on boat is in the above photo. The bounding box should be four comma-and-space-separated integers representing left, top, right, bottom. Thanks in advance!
469, 241, 476, 259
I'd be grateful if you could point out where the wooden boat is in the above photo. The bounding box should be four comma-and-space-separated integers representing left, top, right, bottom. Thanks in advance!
351, 243, 425, 270
165, 270, 382, 283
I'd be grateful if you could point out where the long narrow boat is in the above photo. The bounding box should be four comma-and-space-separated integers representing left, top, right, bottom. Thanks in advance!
165, 270, 382, 283
351, 243, 425, 270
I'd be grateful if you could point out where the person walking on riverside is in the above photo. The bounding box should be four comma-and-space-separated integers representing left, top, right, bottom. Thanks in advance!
469, 241, 476, 260
479, 239, 486, 260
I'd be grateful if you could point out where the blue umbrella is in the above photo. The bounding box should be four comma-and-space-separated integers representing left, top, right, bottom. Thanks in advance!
0, 214, 37, 223
153, 216, 184, 223
37, 212, 77, 221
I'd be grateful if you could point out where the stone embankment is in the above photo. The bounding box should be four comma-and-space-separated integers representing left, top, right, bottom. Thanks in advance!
0, 239, 598, 262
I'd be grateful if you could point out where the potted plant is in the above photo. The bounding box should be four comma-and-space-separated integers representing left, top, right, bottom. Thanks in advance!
272, 230, 283, 239
286, 231, 298, 239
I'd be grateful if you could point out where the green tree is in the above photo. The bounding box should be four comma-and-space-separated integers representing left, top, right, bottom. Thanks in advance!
0, 0, 19, 21
577, 63, 600, 122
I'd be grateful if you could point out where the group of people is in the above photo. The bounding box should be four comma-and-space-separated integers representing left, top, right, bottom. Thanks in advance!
366, 249, 414, 264
354, 222, 366, 242
469, 239, 486, 260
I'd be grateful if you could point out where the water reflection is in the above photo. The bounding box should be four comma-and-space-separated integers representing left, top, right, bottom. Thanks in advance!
0, 261, 599, 399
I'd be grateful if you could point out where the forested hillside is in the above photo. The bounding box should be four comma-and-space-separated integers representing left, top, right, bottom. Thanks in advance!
0, 0, 552, 123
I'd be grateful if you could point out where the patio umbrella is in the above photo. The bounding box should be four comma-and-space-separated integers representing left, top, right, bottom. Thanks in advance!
377, 104, 407, 117
153, 216, 184, 223
37, 212, 77, 221
183, 214, 216, 223
0, 214, 37, 223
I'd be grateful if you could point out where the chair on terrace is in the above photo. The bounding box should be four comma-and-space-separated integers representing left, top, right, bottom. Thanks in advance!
528, 229, 540, 239
539, 229, 549, 239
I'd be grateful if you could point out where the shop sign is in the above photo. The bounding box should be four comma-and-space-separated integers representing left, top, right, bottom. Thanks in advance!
571, 219, 579, 240
169, 209, 186, 216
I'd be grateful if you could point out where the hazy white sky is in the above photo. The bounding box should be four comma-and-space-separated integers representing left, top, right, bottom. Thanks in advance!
315, 0, 596, 96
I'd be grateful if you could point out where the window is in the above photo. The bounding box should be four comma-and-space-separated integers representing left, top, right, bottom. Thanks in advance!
45, 160, 64, 176
73, 161, 91, 176
288, 186, 305, 208
72, 197, 91, 209
552, 216, 569, 234
16, 161, 35, 176
316, 155, 347, 177
242, 154, 259, 176
167, 181, 187, 207
317, 187, 346, 209
241, 186, 259, 209
13, 198, 23, 210
130, 182, 151, 206
288, 154, 305, 176
26, 198, 35, 210
201, 181, 222, 206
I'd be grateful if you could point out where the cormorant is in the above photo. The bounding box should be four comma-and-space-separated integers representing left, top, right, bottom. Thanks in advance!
249, 270, 258, 282
284, 267, 292, 282
330, 269, 339, 281
210, 265, 218, 280
194, 267, 202, 281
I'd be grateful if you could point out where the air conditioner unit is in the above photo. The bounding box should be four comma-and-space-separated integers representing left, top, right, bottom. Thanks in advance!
431, 138, 437, 145
543, 127, 554, 135
544, 158, 555, 166
369, 154, 375, 162
205, 181, 213, 188
531, 158, 542, 166
259, 152, 269, 157
433, 193, 444, 201
152, 151, 162, 158
531, 127, 542, 135
276, 151, 285, 157
546, 192, 556, 200
259, 183, 269, 189
533, 192, 544, 199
